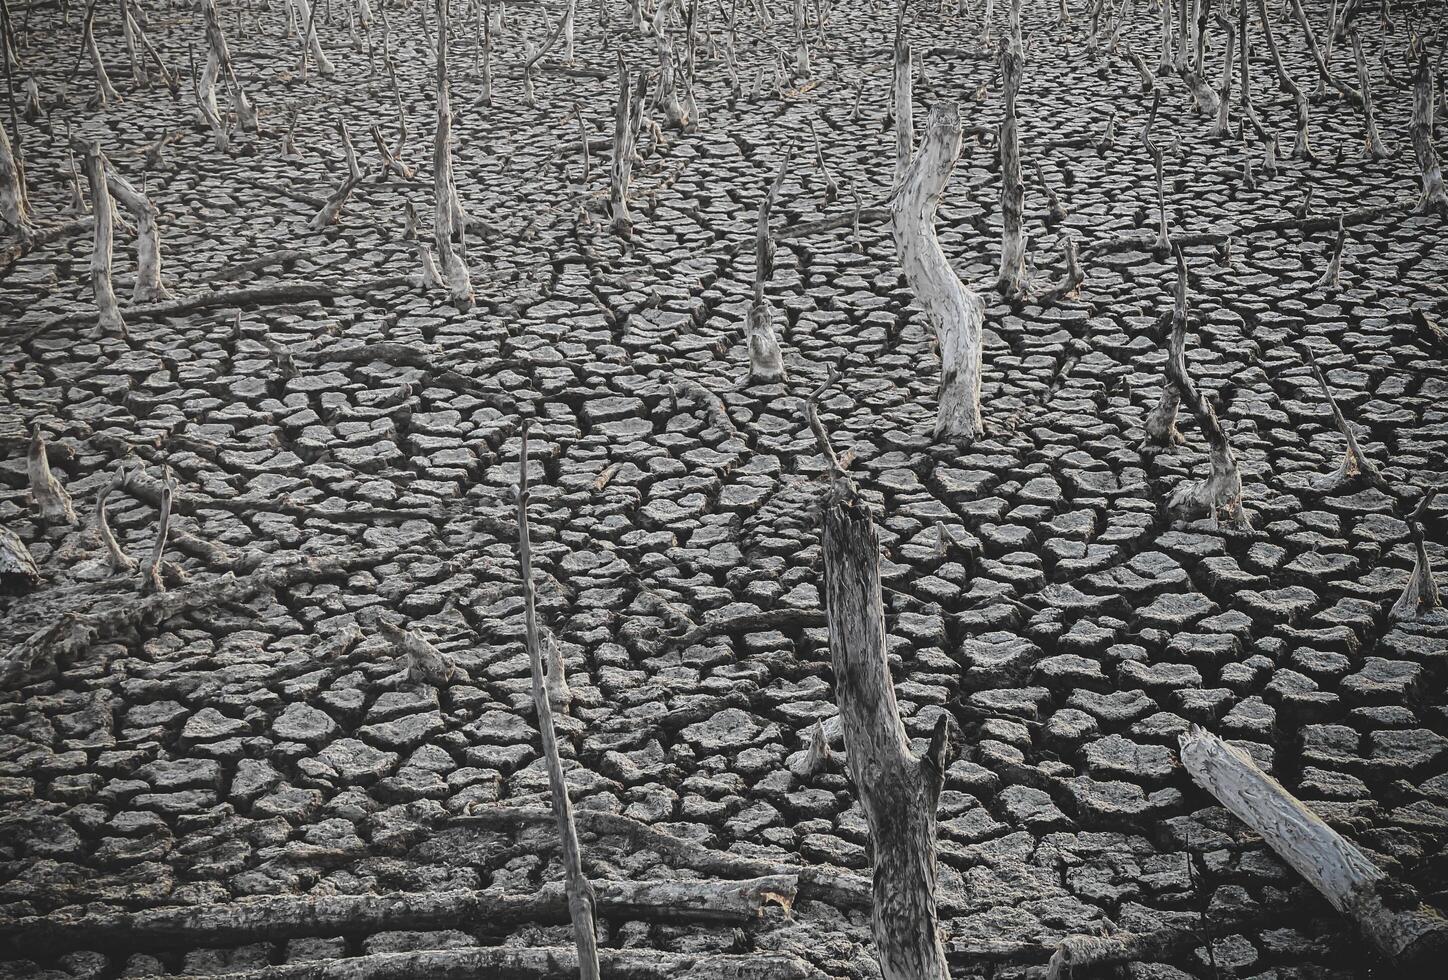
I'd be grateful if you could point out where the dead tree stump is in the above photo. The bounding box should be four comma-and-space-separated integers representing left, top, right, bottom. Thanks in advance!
891, 102, 986, 445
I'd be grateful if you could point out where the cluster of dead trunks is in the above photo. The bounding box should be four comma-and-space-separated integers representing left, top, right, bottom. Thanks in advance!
4, 1, 1448, 978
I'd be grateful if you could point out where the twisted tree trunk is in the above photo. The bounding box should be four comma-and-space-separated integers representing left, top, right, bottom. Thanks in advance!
893, 103, 985, 445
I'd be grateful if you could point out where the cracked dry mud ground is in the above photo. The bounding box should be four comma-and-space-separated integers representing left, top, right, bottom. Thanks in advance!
2, 0, 1448, 977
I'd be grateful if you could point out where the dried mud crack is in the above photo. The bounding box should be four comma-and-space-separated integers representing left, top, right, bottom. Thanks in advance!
1, 1, 1447, 979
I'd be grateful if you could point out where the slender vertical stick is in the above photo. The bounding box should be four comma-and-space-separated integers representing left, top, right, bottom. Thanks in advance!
516, 422, 601, 980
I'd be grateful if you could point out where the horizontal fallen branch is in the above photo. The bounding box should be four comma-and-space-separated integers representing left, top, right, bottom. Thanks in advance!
0, 217, 95, 270
8, 276, 417, 345
1081, 201, 1410, 259
3, 877, 797, 956
129, 946, 820, 980
0, 550, 400, 689
449, 805, 871, 911
652, 607, 827, 651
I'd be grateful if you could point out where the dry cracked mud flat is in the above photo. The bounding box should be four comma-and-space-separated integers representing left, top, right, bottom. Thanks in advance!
1, 0, 1447, 977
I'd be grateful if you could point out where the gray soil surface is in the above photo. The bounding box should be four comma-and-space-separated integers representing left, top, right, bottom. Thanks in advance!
2, 0, 1446, 978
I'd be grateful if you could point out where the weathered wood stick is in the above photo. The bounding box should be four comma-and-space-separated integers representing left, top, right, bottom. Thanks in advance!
747, 147, 790, 383
0, 549, 400, 689
516, 421, 601, 980
448, 806, 871, 910
120, 947, 820, 980
1288, 0, 1363, 105
1392, 489, 1442, 620
1180, 726, 1448, 966
1162, 249, 1250, 528
104, 162, 170, 301
1304, 346, 1391, 494
996, 0, 1025, 297
1349, 29, 1391, 159
1, 878, 800, 956
27, 429, 77, 526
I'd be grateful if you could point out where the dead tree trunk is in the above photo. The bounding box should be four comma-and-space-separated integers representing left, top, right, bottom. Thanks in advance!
1142, 223, 1184, 447
202, 0, 257, 133
995, 0, 1025, 297
811, 383, 953, 980
893, 102, 986, 445
1409, 44, 1446, 216
1142, 92, 1172, 256
1161, 249, 1250, 528
28, 431, 77, 525
292, 0, 335, 77
1289, 0, 1362, 105
1180, 727, 1448, 966
0, 528, 39, 596
516, 421, 602, 980
1211, 12, 1235, 136
105, 164, 170, 302
82, 5, 122, 107
139, 467, 173, 594
654, 6, 692, 130
609, 52, 640, 234
1304, 347, 1387, 493
891, 22, 912, 186
1393, 489, 1443, 620
747, 148, 790, 383
80, 142, 126, 338
433, 0, 473, 307
94, 469, 137, 574
1349, 30, 1391, 159
1157, 0, 1174, 73
0, 118, 29, 236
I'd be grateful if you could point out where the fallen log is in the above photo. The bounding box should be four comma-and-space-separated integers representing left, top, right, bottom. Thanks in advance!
448, 805, 871, 911
125, 947, 820, 980
1180, 726, 1448, 968
0, 549, 400, 689
2, 878, 798, 956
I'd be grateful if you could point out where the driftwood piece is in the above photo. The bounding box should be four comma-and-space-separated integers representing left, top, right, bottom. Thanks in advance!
816, 410, 954, 978
0, 527, 39, 595
1289, 0, 1363, 105
2, 878, 799, 956
1392, 489, 1443, 620
893, 102, 986, 445
1409, 44, 1447, 217
27, 430, 77, 525
1180, 726, 1448, 966
138, 466, 173, 594
378, 620, 463, 686
517, 421, 600, 980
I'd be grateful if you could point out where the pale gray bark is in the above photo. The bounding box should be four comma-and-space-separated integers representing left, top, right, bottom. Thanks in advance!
104, 164, 169, 302
28, 430, 77, 526
1349, 30, 1391, 159
94, 469, 137, 574
1392, 490, 1443, 620
892, 103, 985, 445
995, 0, 1025, 296
1181, 727, 1448, 965
80, 143, 126, 338
748, 149, 790, 383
